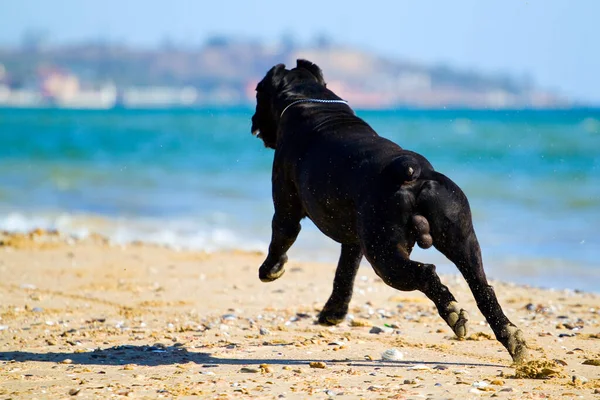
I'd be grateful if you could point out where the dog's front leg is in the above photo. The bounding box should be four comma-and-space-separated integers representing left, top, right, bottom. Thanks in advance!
259, 186, 303, 282
319, 243, 363, 325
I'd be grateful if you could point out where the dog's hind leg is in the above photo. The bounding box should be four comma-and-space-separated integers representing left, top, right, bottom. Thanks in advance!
418, 172, 529, 363
362, 237, 469, 339
259, 187, 304, 282
319, 243, 363, 325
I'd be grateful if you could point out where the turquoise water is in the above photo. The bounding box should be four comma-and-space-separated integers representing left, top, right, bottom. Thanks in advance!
1, 108, 599, 291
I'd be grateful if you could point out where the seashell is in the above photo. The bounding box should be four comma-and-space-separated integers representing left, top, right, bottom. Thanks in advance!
381, 348, 404, 361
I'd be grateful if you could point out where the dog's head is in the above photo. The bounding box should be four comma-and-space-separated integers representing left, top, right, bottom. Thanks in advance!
251, 59, 326, 149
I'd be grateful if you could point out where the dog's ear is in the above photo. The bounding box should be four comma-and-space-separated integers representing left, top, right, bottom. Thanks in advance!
296, 59, 326, 86
261, 63, 287, 92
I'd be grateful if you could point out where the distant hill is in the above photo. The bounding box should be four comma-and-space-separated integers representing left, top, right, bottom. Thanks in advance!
0, 39, 569, 109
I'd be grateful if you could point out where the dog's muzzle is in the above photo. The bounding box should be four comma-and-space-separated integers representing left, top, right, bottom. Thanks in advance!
252, 128, 261, 138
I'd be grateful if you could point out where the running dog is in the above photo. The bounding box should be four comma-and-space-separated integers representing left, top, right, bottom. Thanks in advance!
250, 59, 528, 362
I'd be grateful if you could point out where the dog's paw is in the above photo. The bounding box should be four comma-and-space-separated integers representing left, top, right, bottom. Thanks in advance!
258, 256, 287, 282
446, 301, 469, 339
259, 265, 285, 282
504, 325, 529, 364
318, 309, 346, 326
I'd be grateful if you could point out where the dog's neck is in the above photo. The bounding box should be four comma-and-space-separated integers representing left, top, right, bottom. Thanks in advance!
279, 98, 350, 119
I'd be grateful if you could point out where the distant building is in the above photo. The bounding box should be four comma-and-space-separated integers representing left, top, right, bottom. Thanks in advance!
39, 68, 117, 109
121, 86, 198, 108
55, 84, 117, 109
41, 69, 80, 100
0, 86, 43, 107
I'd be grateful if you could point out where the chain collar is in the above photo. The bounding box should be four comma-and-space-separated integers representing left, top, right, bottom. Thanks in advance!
280, 98, 350, 118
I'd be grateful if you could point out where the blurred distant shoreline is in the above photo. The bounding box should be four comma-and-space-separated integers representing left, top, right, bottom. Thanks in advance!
0, 37, 576, 110
2, 106, 598, 113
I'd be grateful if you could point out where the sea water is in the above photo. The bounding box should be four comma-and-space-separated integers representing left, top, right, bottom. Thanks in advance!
1, 107, 598, 291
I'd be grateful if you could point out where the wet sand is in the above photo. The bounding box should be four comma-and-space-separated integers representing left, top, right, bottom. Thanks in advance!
0, 231, 599, 399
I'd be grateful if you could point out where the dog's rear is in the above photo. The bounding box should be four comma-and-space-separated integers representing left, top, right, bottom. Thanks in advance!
250, 59, 528, 363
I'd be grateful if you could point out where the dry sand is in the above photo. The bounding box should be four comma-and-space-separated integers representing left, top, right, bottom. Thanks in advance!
0, 230, 599, 399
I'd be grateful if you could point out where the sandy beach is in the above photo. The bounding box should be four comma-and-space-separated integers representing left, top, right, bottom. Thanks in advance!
0, 230, 599, 399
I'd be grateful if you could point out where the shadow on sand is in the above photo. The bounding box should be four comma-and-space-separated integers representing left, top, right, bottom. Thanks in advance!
0, 344, 507, 369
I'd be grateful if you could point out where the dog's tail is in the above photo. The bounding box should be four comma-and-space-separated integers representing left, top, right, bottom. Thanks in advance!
383, 153, 434, 249
384, 154, 423, 184
384, 151, 436, 184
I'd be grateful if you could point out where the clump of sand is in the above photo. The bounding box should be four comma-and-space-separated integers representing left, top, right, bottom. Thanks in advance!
512, 359, 565, 379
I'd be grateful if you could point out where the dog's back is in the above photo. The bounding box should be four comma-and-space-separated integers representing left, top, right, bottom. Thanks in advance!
275, 106, 432, 244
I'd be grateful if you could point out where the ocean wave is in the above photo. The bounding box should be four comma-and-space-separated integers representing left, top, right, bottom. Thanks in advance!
581, 117, 600, 134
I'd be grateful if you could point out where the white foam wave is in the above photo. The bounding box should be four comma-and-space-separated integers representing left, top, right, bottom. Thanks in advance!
0, 212, 267, 253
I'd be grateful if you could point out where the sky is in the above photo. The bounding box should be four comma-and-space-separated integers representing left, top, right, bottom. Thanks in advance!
1, 0, 599, 103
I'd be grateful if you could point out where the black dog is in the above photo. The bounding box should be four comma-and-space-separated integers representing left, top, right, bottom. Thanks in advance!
250, 59, 528, 363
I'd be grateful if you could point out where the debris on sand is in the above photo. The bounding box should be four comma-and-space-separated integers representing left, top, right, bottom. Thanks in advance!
259, 327, 271, 335
407, 364, 431, 371
350, 319, 372, 327
240, 367, 260, 373
369, 326, 393, 334
582, 359, 600, 366
466, 332, 494, 341
572, 375, 589, 385
259, 364, 273, 373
